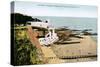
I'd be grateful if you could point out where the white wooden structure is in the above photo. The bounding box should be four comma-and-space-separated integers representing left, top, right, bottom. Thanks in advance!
27, 20, 59, 46
39, 28, 59, 46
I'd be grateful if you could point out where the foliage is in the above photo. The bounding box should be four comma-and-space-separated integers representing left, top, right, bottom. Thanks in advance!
14, 29, 43, 65
11, 13, 42, 26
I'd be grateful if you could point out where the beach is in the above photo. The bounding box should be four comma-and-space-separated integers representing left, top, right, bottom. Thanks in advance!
35, 35, 97, 64
51, 35, 97, 63
27, 26, 97, 64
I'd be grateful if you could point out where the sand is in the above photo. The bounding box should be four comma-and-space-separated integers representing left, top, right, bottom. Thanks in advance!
51, 35, 97, 62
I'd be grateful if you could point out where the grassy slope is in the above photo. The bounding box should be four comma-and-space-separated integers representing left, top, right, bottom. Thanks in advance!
14, 26, 43, 65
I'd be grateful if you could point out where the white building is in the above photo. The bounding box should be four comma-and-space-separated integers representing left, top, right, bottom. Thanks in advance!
27, 21, 49, 29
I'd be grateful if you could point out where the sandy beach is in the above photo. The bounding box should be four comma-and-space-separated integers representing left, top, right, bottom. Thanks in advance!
51, 35, 97, 63
37, 35, 97, 64
28, 26, 97, 63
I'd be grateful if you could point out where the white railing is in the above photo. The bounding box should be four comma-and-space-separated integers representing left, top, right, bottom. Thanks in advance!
39, 29, 59, 46
27, 21, 49, 29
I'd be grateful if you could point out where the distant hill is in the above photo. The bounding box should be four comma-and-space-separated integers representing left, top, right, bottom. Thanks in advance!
11, 13, 42, 26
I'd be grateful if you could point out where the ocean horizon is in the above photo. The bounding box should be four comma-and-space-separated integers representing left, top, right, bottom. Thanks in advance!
34, 16, 97, 33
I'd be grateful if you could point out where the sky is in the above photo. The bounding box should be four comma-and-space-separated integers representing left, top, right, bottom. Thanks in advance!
12, 1, 97, 18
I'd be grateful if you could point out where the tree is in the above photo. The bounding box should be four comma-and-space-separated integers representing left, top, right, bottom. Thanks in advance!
11, 13, 42, 26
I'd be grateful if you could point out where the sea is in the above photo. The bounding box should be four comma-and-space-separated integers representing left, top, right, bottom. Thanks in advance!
34, 16, 97, 42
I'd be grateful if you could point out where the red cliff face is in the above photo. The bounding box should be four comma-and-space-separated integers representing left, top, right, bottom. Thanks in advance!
27, 26, 41, 49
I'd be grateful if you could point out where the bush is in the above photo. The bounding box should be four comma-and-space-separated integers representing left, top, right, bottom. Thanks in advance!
14, 29, 42, 65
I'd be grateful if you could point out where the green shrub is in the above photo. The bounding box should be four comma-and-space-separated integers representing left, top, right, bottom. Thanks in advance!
14, 29, 43, 65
